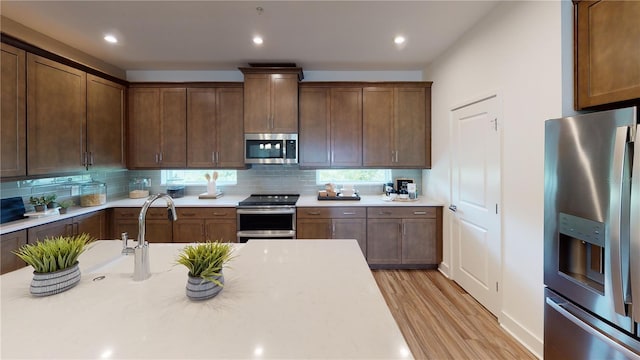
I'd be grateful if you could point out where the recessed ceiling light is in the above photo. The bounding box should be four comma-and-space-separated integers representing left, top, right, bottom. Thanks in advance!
253, 36, 264, 45
394, 36, 406, 45
104, 34, 118, 44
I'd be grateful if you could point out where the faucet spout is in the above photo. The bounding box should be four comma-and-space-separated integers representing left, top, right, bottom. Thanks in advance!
134, 193, 178, 281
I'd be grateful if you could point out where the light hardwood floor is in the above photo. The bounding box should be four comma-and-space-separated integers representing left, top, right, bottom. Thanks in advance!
372, 270, 537, 360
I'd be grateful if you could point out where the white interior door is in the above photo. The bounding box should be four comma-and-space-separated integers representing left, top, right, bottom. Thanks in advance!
450, 95, 501, 316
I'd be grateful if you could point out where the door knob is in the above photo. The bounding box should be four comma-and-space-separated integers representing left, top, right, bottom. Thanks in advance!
449, 205, 458, 212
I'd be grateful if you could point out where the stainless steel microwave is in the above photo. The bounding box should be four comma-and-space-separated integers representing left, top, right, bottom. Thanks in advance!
244, 134, 298, 164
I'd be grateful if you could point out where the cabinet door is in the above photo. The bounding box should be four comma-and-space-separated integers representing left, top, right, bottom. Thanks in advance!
27, 53, 86, 175
366, 218, 401, 264
216, 87, 245, 168
331, 88, 362, 167
333, 218, 366, 257
128, 88, 161, 167
205, 219, 237, 243
271, 74, 299, 133
243, 74, 271, 133
27, 219, 74, 243
86, 75, 125, 169
575, 0, 640, 109
401, 218, 437, 264
363, 88, 393, 167
299, 87, 331, 167
173, 219, 205, 243
1, 230, 27, 274
1, 43, 26, 178
159, 88, 187, 167
394, 88, 426, 167
75, 210, 106, 240
187, 88, 217, 168
297, 218, 332, 239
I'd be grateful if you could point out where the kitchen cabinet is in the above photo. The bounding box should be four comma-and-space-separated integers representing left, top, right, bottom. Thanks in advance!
299, 85, 362, 167
112, 207, 173, 243
86, 74, 125, 169
363, 84, 431, 168
26, 210, 106, 243
128, 86, 187, 168
297, 207, 366, 256
173, 207, 236, 243
1, 42, 26, 178
240, 67, 303, 133
366, 207, 441, 267
575, 0, 640, 109
1, 230, 27, 274
187, 86, 245, 169
27, 53, 86, 175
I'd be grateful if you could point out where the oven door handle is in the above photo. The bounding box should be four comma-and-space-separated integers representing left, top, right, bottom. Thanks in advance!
236, 230, 296, 238
237, 208, 296, 215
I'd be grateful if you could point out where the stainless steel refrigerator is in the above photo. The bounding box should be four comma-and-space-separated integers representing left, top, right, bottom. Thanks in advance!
544, 106, 640, 359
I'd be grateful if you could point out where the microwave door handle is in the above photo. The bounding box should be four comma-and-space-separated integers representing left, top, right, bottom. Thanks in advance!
631, 124, 640, 323
610, 126, 631, 317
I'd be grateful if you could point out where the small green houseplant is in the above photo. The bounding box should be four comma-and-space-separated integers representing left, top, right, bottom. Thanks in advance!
45, 194, 58, 209
176, 241, 234, 300
13, 233, 94, 296
29, 196, 47, 212
58, 199, 74, 214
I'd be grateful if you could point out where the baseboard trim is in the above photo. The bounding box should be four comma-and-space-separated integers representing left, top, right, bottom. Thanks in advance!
438, 262, 451, 278
500, 310, 543, 359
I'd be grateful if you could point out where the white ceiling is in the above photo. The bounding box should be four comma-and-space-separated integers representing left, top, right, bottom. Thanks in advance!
0, 1, 499, 71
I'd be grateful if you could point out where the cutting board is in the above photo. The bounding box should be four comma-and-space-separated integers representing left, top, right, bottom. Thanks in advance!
198, 191, 224, 199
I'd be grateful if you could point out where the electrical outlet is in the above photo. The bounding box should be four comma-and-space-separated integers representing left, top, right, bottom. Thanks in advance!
71, 185, 80, 196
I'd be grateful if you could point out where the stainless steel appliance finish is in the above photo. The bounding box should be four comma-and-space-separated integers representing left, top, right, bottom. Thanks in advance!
236, 194, 299, 243
544, 107, 640, 359
244, 133, 298, 164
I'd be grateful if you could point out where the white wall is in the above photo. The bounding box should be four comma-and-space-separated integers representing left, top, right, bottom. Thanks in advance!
423, 1, 567, 357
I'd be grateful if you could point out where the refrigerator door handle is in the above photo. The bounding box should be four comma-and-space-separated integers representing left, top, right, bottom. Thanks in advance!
631, 124, 640, 323
610, 126, 630, 316
546, 296, 640, 359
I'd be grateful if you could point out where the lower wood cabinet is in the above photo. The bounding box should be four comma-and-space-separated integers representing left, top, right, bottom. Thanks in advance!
112, 207, 172, 243
172, 207, 236, 243
1, 230, 27, 274
366, 207, 442, 268
27, 210, 106, 243
297, 207, 367, 256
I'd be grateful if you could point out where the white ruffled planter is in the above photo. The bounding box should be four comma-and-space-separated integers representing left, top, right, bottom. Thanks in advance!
186, 274, 224, 301
30, 263, 81, 297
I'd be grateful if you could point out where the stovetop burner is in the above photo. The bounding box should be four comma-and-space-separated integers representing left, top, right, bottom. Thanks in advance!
238, 194, 300, 207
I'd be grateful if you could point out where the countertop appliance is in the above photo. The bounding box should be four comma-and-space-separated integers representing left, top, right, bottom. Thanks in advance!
236, 194, 299, 243
544, 107, 640, 359
244, 133, 298, 164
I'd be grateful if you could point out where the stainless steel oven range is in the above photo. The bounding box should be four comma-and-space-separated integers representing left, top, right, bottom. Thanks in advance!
236, 194, 299, 243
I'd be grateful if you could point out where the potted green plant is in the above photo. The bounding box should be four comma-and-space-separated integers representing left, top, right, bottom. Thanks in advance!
176, 241, 234, 301
58, 199, 74, 214
29, 196, 47, 212
13, 233, 93, 296
45, 194, 58, 209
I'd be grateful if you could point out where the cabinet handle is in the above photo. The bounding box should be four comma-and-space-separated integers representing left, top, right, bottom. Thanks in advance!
343, 212, 356, 215
391, 151, 395, 163
182, 212, 196, 217
307, 211, 321, 215
89, 152, 94, 166
379, 211, 392, 215
159, 152, 163, 162
155, 153, 159, 163
402, 223, 406, 236
395, 150, 399, 163
212, 152, 216, 164
215, 152, 219, 164
413, 211, 427, 215
212, 212, 227, 216
120, 212, 135, 218
331, 151, 334, 163
332, 224, 335, 237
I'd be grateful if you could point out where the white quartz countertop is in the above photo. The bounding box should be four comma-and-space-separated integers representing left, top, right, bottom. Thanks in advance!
1, 240, 412, 359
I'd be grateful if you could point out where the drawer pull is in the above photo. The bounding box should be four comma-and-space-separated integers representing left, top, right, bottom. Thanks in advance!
307, 211, 321, 215
413, 211, 427, 215
379, 211, 392, 215
182, 213, 197, 217
212, 212, 227, 216
120, 212, 135, 218
343, 212, 356, 215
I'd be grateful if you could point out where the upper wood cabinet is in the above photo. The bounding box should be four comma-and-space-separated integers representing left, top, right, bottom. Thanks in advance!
128, 86, 187, 168
575, 0, 640, 109
240, 67, 303, 133
363, 84, 431, 168
299, 85, 362, 168
87, 74, 125, 169
187, 86, 244, 169
27, 53, 86, 175
1, 43, 26, 178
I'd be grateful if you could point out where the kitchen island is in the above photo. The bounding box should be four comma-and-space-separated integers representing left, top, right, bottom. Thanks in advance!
1, 240, 412, 359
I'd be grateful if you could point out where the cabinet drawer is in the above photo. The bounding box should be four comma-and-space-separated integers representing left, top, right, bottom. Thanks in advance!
367, 207, 436, 219
113, 207, 169, 220
177, 207, 235, 219
297, 207, 366, 219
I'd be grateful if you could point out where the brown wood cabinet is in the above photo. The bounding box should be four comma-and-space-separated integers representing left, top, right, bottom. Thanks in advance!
112, 207, 173, 243
240, 68, 302, 133
1, 43, 26, 178
86, 74, 125, 169
575, 0, 640, 109
299, 85, 362, 168
297, 207, 367, 256
128, 86, 187, 168
172, 207, 236, 243
1, 230, 27, 274
187, 86, 245, 169
26, 210, 106, 243
363, 84, 431, 168
27, 53, 86, 175
366, 207, 441, 267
